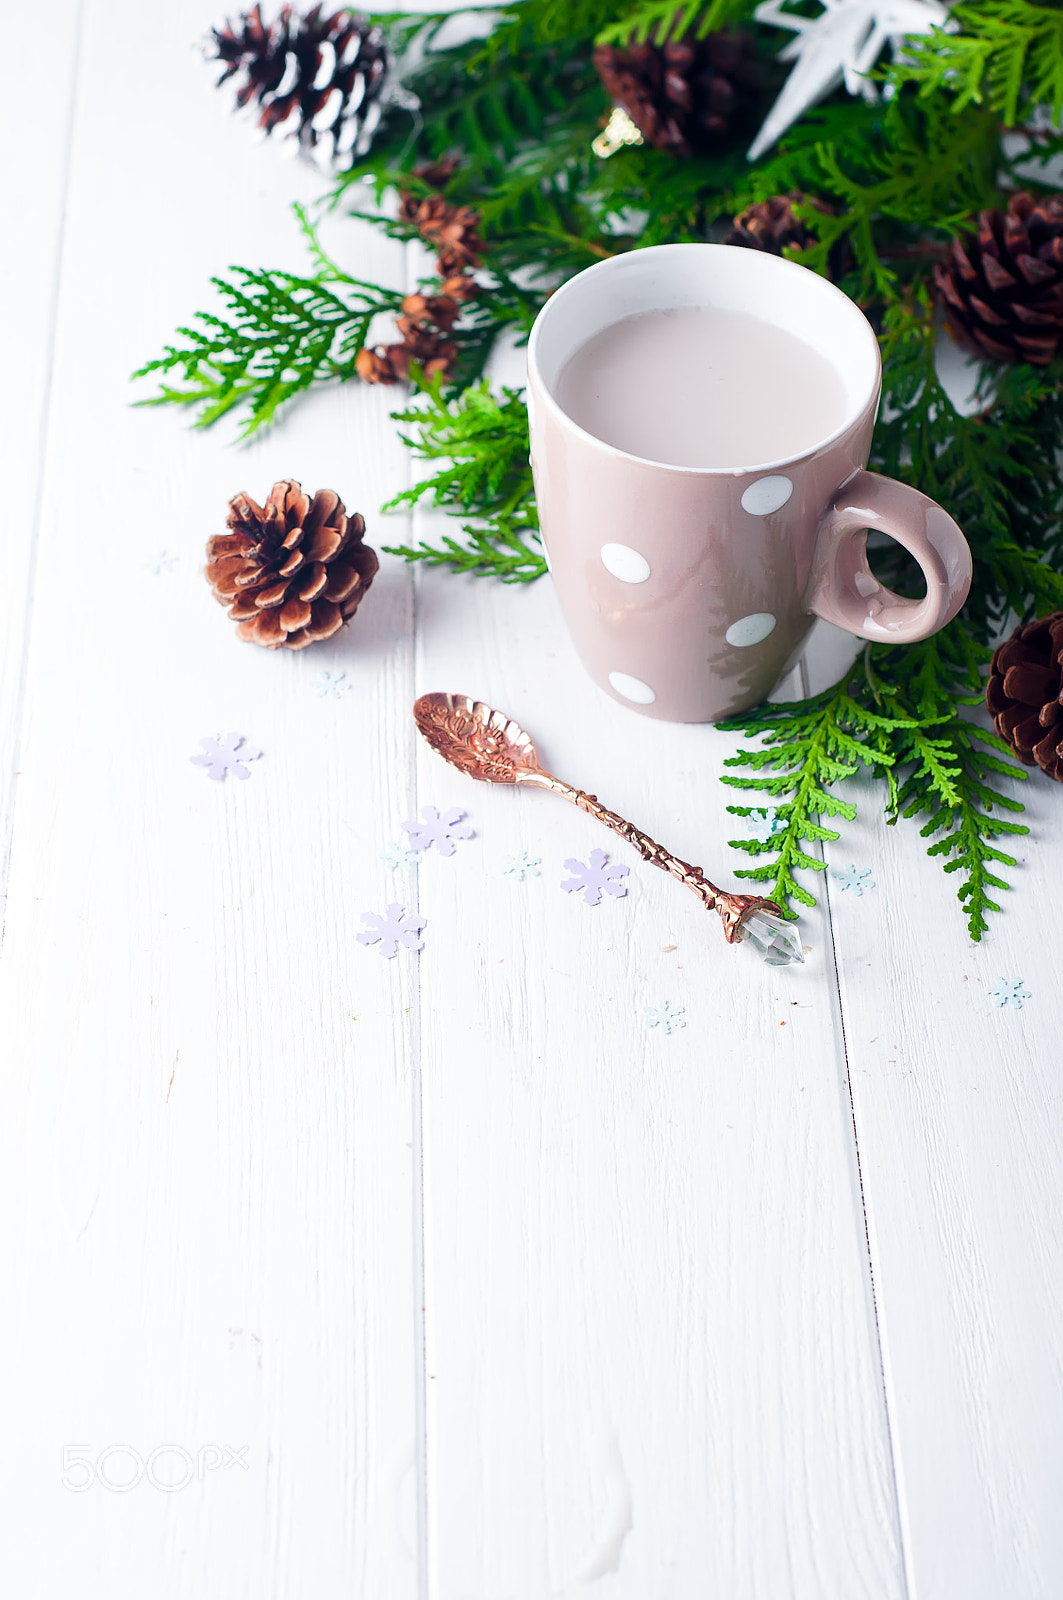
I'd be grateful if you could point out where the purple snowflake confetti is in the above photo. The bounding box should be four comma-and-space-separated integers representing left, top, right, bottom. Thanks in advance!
190, 732, 262, 782
561, 848, 629, 907
402, 805, 473, 857
357, 903, 427, 960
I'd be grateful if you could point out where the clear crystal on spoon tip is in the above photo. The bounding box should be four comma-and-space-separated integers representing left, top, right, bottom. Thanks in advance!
736, 908, 805, 966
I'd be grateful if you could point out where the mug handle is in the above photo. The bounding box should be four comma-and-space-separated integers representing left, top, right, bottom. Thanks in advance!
805, 469, 972, 644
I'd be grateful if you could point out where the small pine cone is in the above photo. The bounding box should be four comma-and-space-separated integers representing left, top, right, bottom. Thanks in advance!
400, 291, 463, 331
210, 4, 389, 168
384, 330, 458, 381
412, 152, 460, 190
401, 194, 484, 272
934, 191, 1063, 365
207, 479, 378, 649
592, 29, 761, 158
439, 272, 479, 304
355, 346, 401, 384
724, 191, 853, 280
357, 330, 458, 384
986, 612, 1063, 780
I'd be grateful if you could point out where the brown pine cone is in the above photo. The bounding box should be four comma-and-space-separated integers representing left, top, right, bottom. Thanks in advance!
210, 4, 389, 168
412, 152, 460, 190
592, 29, 761, 157
396, 193, 484, 273
385, 324, 459, 379
934, 192, 1063, 365
723, 191, 853, 279
206, 479, 378, 649
355, 285, 469, 385
355, 335, 457, 385
416, 196, 484, 273
354, 347, 401, 384
439, 272, 479, 303
399, 290, 463, 331
986, 611, 1063, 780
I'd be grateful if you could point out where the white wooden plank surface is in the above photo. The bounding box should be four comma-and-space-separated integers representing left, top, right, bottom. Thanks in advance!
0, 0, 82, 913
825, 769, 1063, 1600
4, 2, 1063, 1597
0, 3, 419, 1595
412, 567, 904, 1598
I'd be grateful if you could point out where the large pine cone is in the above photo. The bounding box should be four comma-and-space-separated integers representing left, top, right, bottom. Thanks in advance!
985, 612, 1063, 780
592, 29, 761, 157
723, 191, 853, 280
207, 480, 378, 649
934, 192, 1063, 365
210, 4, 389, 168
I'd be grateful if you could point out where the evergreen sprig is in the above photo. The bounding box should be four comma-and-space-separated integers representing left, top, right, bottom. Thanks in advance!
133, 206, 404, 437
720, 676, 914, 912
887, 0, 1063, 125
595, 0, 755, 47
382, 378, 545, 581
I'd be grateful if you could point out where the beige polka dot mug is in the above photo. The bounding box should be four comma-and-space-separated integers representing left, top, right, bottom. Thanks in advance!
526, 243, 973, 722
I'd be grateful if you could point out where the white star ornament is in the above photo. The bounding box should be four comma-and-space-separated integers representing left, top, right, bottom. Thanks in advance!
748, 0, 952, 162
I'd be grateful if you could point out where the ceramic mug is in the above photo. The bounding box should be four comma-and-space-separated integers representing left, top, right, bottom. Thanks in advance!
526, 243, 973, 722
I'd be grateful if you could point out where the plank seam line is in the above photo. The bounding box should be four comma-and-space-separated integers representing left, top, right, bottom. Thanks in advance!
405, 236, 430, 1594
0, 0, 86, 956
799, 656, 914, 1599
411, 564, 429, 1600
822, 879, 915, 1600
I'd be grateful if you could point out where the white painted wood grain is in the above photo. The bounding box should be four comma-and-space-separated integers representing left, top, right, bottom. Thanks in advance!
825, 765, 1063, 1600
0, 0, 82, 918
410, 562, 905, 1598
6, 0, 1063, 1594
0, 3, 419, 1595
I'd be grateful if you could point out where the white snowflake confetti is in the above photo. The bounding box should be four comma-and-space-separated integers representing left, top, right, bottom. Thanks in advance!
380, 841, 421, 873
357, 903, 427, 960
831, 864, 876, 895
644, 1001, 686, 1036
986, 977, 1031, 1011
561, 849, 630, 907
738, 809, 784, 844
402, 805, 474, 856
311, 669, 352, 700
749, 0, 952, 161
190, 732, 262, 782
145, 550, 178, 575
502, 850, 541, 881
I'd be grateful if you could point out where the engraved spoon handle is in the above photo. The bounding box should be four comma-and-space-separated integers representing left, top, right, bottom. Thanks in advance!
532, 773, 776, 943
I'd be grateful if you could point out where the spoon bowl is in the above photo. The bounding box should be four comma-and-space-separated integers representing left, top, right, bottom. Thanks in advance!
413, 692, 546, 785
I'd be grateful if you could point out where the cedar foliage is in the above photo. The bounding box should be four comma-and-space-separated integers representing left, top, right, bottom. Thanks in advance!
136, 0, 1063, 937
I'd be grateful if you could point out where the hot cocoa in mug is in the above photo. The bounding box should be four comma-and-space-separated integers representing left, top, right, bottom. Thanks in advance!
527, 243, 973, 723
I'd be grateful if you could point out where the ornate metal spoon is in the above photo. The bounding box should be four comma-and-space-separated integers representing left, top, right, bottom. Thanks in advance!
413, 692, 804, 965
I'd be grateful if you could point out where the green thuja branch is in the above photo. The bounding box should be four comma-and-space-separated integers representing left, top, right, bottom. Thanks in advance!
867, 631, 1029, 940
596, 0, 757, 46
133, 205, 405, 436
382, 378, 545, 581
719, 679, 915, 914
886, 0, 1063, 125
